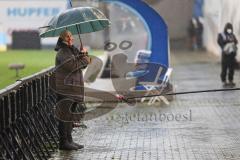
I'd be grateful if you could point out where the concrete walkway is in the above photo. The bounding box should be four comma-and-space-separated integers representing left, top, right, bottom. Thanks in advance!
51, 51, 240, 160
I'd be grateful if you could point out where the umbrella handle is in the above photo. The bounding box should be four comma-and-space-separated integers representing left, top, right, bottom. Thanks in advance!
76, 25, 83, 50
78, 34, 83, 51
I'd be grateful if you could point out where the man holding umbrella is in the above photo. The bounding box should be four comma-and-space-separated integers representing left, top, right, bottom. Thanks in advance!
39, 6, 111, 150
55, 30, 91, 150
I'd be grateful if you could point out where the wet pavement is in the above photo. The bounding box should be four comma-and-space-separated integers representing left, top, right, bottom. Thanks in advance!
50, 51, 240, 160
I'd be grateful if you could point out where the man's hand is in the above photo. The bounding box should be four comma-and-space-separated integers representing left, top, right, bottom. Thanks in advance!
80, 48, 88, 56
84, 56, 91, 64
80, 48, 91, 64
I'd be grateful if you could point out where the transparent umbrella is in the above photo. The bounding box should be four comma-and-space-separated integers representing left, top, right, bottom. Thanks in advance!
39, 7, 111, 49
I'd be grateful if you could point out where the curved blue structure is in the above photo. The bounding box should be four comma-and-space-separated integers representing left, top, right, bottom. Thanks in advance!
104, 0, 169, 67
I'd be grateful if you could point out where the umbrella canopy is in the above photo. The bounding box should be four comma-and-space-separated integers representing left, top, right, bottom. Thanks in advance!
39, 7, 110, 38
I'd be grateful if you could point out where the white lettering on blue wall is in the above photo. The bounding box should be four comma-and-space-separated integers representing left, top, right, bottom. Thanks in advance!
7, 8, 60, 17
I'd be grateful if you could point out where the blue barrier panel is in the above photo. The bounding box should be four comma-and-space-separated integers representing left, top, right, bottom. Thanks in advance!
104, 0, 169, 67
103, 0, 169, 85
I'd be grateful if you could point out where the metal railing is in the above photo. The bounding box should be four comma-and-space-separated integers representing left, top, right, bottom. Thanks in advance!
0, 67, 59, 160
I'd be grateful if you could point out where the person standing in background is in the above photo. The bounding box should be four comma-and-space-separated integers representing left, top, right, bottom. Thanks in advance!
188, 17, 204, 51
217, 23, 238, 87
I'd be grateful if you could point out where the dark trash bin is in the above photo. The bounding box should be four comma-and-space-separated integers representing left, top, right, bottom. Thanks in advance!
12, 30, 41, 49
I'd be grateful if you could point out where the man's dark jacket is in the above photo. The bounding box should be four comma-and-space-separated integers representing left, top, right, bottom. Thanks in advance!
53, 38, 89, 102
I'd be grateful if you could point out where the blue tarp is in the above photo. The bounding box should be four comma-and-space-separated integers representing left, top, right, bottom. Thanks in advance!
104, 0, 169, 67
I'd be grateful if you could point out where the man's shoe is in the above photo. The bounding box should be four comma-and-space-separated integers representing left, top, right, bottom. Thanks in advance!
71, 142, 84, 149
229, 81, 236, 86
223, 82, 228, 87
67, 135, 84, 149
59, 141, 79, 150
